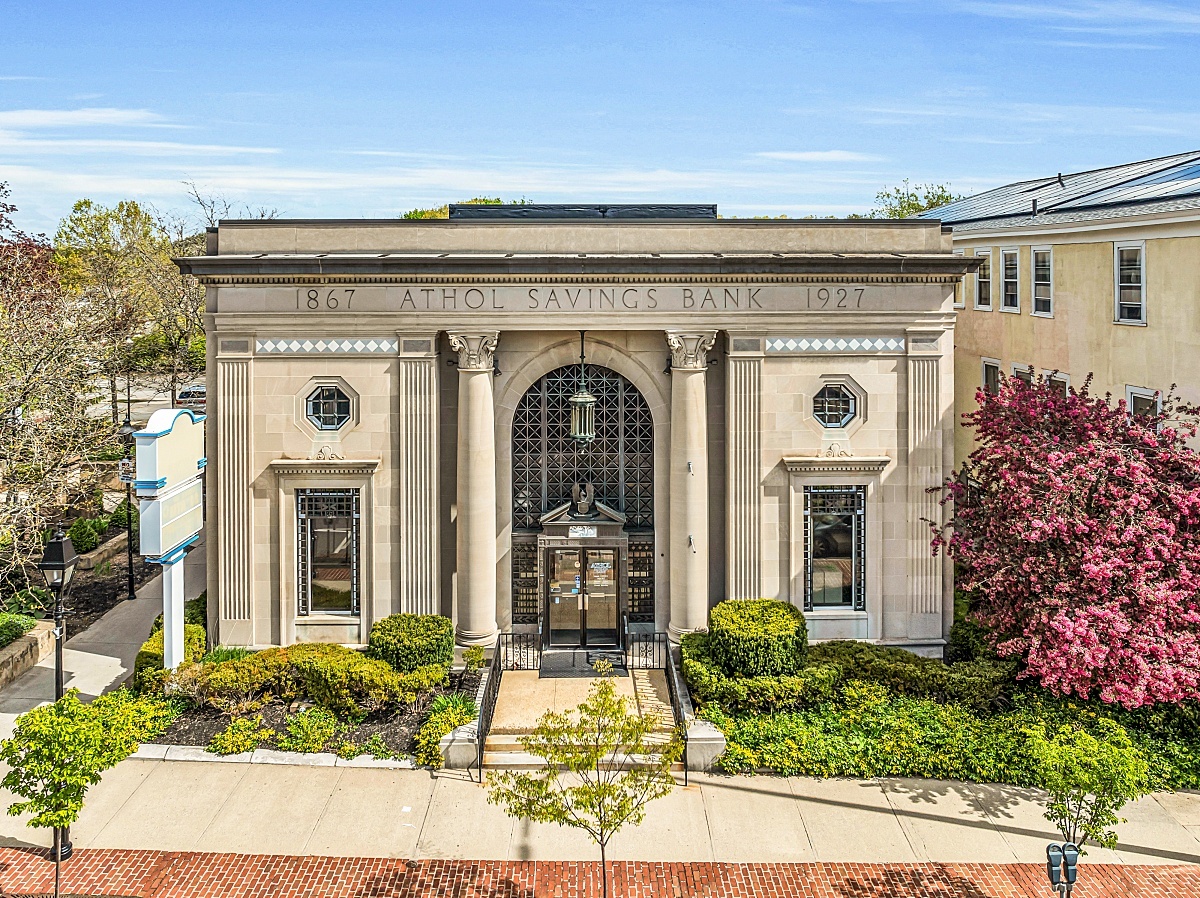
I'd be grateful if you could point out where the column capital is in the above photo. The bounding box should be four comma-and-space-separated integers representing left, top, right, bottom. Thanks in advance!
666, 331, 717, 370
447, 332, 499, 371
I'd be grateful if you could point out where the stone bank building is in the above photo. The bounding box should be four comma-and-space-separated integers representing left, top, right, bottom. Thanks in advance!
180, 205, 976, 656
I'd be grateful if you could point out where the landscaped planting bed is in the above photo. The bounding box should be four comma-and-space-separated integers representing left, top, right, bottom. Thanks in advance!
684, 599, 1200, 791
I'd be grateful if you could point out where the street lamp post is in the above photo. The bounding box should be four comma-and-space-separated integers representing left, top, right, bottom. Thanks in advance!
119, 376, 137, 602
38, 528, 79, 877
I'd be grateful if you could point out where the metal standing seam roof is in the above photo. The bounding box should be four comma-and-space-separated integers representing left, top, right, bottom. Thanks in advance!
920, 150, 1200, 229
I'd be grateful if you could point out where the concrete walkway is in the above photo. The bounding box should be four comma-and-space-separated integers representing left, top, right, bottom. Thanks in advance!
2, 758, 1199, 866
0, 534, 206, 739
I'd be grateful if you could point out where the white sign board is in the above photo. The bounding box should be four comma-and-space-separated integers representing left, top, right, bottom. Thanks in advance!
568, 525, 597, 538
118, 458, 134, 484
139, 479, 204, 558
134, 408, 206, 497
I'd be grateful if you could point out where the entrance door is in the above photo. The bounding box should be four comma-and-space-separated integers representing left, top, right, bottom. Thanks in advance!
546, 548, 619, 647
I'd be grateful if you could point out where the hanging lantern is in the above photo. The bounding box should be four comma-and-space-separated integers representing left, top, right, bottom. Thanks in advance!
569, 331, 596, 444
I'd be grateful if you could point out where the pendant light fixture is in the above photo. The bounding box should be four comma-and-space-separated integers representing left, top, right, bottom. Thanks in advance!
568, 330, 596, 444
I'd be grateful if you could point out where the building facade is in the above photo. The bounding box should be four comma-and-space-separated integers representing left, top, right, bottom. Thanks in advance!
180, 206, 975, 656
925, 151, 1200, 465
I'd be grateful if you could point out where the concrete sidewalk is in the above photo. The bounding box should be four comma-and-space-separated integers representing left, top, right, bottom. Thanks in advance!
0, 534, 206, 739
1, 757, 1199, 866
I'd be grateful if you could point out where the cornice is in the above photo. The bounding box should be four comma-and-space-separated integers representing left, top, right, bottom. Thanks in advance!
783, 455, 892, 474
269, 457, 381, 476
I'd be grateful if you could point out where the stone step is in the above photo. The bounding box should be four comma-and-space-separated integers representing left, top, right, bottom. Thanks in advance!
482, 750, 683, 771
484, 730, 676, 754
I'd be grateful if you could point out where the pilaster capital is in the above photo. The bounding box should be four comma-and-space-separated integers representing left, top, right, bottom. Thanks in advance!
447, 332, 499, 371
666, 331, 717, 370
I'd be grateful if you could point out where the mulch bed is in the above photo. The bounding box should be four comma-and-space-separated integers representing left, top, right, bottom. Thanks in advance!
154, 669, 482, 756
62, 528, 159, 637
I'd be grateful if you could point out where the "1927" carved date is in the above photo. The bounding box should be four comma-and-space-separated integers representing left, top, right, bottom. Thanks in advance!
807, 286, 865, 309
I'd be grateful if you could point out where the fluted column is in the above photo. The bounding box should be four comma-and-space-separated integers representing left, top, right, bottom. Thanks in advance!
906, 330, 945, 637
667, 331, 717, 641
726, 338, 763, 600
397, 334, 440, 614
448, 332, 500, 646
215, 343, 253, 645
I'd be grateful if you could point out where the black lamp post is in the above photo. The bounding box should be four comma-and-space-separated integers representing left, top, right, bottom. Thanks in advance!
38, 528, 78, 869
118, 376, 137, 602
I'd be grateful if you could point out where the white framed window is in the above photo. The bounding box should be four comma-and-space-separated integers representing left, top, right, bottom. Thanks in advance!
1114, 241, 1146, 324
1126, 385, 1160, 416
953, 250, 965, 308
1001, 248, 1020, 312
1032, 246, 1053, 317
981, 358, 1001, 395
974, 250, 992, 310
1041, 369, 1069, 397
1011, 363, 1034, 385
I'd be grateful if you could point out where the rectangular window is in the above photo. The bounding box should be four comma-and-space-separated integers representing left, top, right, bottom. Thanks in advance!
982, 358, 1001, 395
1012, 364, 1034, 385
974, 251, 992, 310
1115, 242, 1146, 323
953, 250, 965, 308
1126, 385, 1160, 416
1043, 370, 1069, 397
804, 485, 866, 612
297, 488, 360, 615
1032, 247, 1053, 316
1001, 249, 1019, 311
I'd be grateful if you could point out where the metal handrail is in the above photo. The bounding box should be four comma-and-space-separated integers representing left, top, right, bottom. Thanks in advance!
473, 643, 504, 783
499, 632, 541, 671
664, 644, 689, 786
624, 627, 688, 785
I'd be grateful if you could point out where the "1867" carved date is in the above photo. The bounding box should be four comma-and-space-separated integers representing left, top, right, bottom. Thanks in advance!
807, 286, 864, 309
297, 288, 355, 310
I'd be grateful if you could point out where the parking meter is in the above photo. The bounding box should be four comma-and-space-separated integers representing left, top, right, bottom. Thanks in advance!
1062, 843, 1079, 884
1045, 844, 1063, 886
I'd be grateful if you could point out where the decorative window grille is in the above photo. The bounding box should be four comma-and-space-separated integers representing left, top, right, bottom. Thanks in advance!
627, 536, 655, 623
511, 364, 655, 621
511, 538, 540, 624
297, 488, 359, 615
306, 385, 352, 431
813, 384, 857, 429
803, 485, 866, 612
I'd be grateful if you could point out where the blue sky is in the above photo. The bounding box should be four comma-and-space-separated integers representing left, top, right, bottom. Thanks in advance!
2, 0, 1198, 233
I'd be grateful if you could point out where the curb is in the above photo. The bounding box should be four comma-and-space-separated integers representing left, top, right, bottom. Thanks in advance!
132, 742, 421, 769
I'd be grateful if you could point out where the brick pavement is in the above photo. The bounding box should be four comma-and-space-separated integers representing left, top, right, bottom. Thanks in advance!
0, 848, 1197, 897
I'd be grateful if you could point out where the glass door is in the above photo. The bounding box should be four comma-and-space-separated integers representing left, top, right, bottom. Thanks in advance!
548, 548, 583, 646
584, 549, 618, 646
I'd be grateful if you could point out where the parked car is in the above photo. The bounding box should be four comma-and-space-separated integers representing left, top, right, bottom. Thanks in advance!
176, 384, 206, 410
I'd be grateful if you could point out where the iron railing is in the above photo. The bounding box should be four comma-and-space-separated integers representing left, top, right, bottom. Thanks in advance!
625, 631, 668, 669
473, 644, 503, 782
664, 644, 689, 785
499, 632, 542, 671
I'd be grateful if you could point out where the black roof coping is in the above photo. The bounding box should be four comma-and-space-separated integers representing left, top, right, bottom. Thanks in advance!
447, 203, 718, 220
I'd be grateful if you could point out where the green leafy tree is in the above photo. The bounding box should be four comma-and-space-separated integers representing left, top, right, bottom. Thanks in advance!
0, 689, 175, 829
871, 179, 964, 219
1030, 720, 1150, 851
487, 662, 681, 898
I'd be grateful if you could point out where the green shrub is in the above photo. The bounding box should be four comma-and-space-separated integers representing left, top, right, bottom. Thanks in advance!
363, 733, 396, 760
3, 587, 48, 617
429, 692, 478, 718
415, 702, 475, 768
66, 516, 109, 555
680, 633, 837, 713
0, 612, 37, 649
151, 593, 208, 634
278, 707, 341, 753
369, 613, 454, 672
708, 599, 807, 677
207, 716, 273, 755
462, 645, 486, 672
201, 646, 255, 665
291, 645, 408, 718
186, 648, 294, 712
108, 498, 139, 532
807, 641, 1016, 712
134, 623, 207, 688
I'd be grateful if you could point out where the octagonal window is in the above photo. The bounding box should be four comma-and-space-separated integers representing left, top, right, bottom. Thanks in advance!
814, 384, 857, 429
306, 385, 352, 431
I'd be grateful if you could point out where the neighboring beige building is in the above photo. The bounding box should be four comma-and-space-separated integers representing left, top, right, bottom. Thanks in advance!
924, 151, 1200, 465
179, 205, 975, 657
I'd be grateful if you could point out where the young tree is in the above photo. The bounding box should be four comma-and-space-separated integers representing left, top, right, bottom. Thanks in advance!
139, 211, 206, 404
932, 374, 1200, 708
487, 662, 681, 898
872, 179, 964, 218
0, 184, 111, 590
54, 199, 161, 425
1029, 719, 1150, 852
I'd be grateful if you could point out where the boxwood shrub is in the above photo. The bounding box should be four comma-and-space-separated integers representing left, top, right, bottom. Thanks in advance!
369, 613, 454, 672
134, 623, 207, 687
708, 599, 807, 677
681, 633, 837, 713
0, 613, 37, 650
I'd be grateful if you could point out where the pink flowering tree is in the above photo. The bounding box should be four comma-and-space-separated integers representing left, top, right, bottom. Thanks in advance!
932, 374, 1200, 708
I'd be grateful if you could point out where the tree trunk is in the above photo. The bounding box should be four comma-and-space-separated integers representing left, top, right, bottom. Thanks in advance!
600, 842, 607, 898
108, 371, 119, 426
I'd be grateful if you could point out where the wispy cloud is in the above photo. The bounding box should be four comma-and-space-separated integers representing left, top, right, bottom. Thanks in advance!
754, 150, 885, 162
0, 134, 278, 157
950, 0, 1200, 35
0, 107, 166, 128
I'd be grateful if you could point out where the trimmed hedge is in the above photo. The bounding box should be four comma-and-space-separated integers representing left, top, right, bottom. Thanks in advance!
681, 633, 838, 713
709, 599, 807, 677
369, 613, 454, 672
0, 613, 37, 650
134, 623, 207, 687
807, 641, 1016, 713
